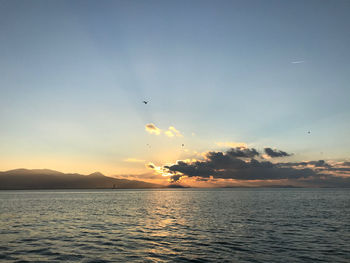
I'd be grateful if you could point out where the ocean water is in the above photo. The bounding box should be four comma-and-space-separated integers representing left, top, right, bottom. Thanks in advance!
0, 188, 349, 262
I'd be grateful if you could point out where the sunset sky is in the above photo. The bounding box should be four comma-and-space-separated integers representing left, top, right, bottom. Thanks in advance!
1, 0, 349, 186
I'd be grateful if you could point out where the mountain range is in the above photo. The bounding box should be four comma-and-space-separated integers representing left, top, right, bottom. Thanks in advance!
0, 169, 164, 189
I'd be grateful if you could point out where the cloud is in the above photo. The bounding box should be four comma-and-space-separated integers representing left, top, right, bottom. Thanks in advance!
145, 124, 183, 138
146, 162, 170, 176
169, 126, 183, 137
276, 160, 330, 168
307, 160, 331, 168
146, 162, 156, 169
165, 153, 315, 182
145, 123, 161, 135
216, 142, 247, 148
341, 161, 350, 166
291, 60, 305, 64
164, 130, 174, 137
264, 148, 292, 158
165, 126, 183, 138
169, 174, 182, 183
162, 147, 349, 187
227, 147, 260, 158
123, 158, 145, 163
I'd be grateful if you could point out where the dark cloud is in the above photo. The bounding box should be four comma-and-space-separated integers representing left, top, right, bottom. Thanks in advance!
341, 161, 350, 166
146, 163, 156, 169
264, 148, 291, 158
216, 167, 316, 180
169, 174, 182, 183
277, 160, 331, 168
206, 151, 248, 169
326, 167, 350, 172
165, 161, 214, 178
308, 160, 331, 168
164, 147, 350, 187
165, 147, 316, 182
196, 178, 211, 182
227, 148, 260, 158
167, 161, 316, 182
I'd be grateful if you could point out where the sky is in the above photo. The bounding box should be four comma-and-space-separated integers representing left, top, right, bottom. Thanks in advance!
0, 0, 349, 186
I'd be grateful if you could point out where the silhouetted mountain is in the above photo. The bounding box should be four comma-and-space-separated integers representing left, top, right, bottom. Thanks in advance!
0, 169, 164, 190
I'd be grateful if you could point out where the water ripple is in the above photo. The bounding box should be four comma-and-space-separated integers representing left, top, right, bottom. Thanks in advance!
1, 189, 349, 262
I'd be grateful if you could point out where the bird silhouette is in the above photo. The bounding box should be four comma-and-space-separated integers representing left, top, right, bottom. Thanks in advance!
142, 101, 148, 104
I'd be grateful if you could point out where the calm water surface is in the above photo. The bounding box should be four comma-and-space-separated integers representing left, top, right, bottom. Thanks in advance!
1, 188, 349, 262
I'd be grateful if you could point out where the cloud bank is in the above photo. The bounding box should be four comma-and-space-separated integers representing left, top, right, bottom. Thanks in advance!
161, 147, 349, 187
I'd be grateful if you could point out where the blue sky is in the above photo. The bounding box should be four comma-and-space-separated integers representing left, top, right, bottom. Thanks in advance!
0, 0, 349, 179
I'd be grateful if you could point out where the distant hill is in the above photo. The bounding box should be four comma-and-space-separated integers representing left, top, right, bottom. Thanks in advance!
166, 184, 189, 188
0, 169, 164, 190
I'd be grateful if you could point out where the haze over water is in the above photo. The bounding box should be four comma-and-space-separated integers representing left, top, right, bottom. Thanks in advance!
1, 188, 349, 262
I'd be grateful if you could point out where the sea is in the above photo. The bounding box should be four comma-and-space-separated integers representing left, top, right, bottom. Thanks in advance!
0, 188, 349, 262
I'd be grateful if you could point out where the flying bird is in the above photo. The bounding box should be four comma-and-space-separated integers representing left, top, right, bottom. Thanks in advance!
308, 131, 311, 134
142, 100, 149, 104
182, 144, 184, 147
